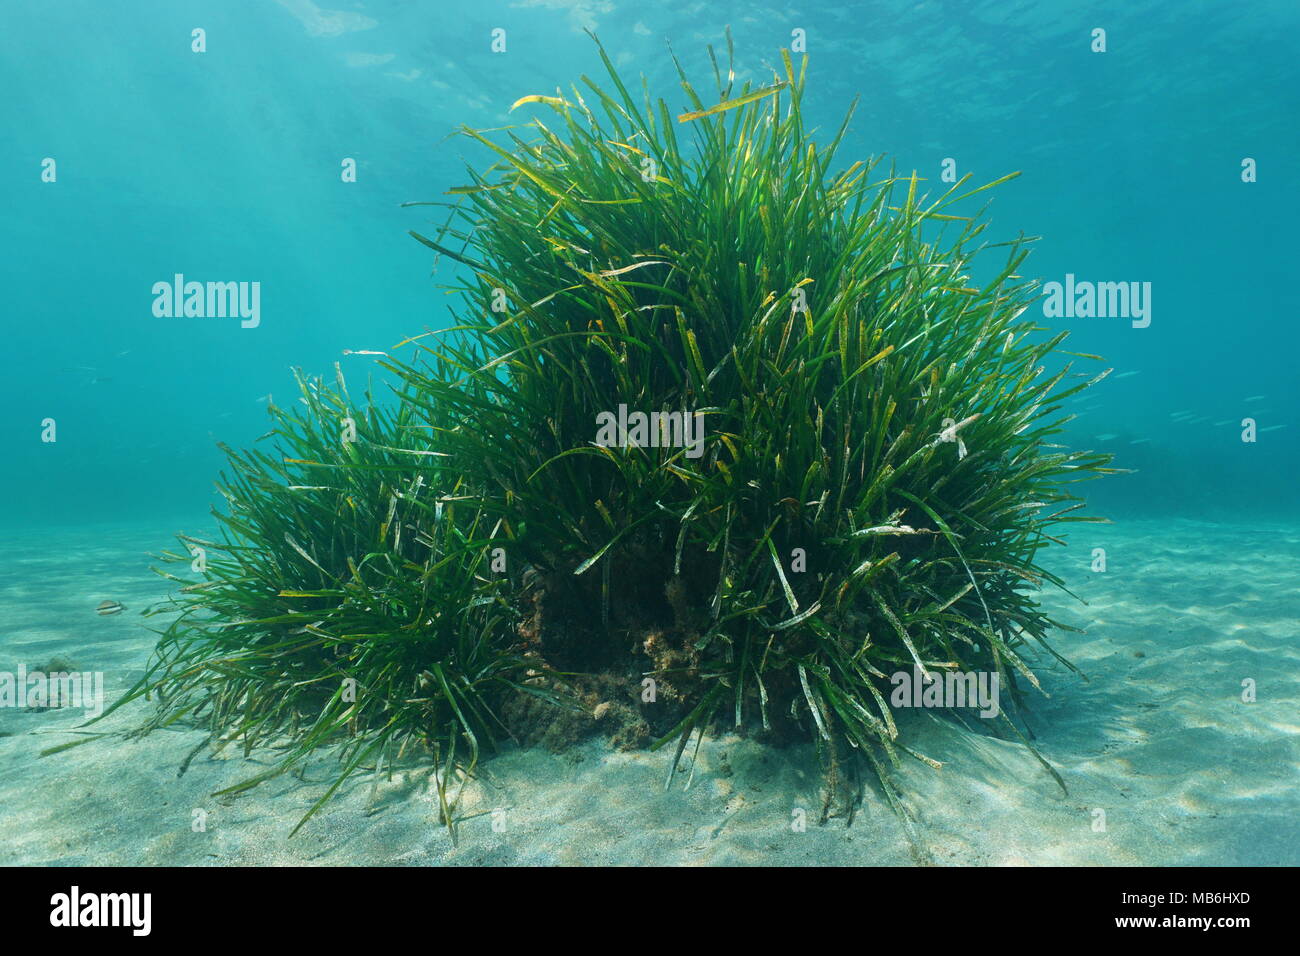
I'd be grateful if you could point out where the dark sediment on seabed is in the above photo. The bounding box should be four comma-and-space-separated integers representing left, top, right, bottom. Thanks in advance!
501, 541, 817, 759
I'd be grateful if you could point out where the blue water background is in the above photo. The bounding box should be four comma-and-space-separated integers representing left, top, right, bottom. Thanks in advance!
2, 0, 1296, 529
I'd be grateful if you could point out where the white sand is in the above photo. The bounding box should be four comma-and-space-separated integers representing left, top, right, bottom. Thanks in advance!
1, 518, 1295, 866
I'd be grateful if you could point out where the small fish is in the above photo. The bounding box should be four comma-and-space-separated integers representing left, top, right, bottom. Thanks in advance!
1244, 395, 1266, 402
1213, 420, 1233, 426
96, 600, 125, 616
1113, 370, 1141, 379
342, 349, 389, 356
1259, 424, 1288, 433
1094, 433, 1118, 441
1129, 438, 1151, 445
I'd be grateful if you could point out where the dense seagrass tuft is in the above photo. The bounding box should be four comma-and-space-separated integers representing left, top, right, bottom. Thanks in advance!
393, 36, 1114, 815
83, 36, 1112, 833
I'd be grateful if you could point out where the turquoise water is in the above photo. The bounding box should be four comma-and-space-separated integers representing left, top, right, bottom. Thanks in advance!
3, 0, 1296, 526
1, 2, 1296, 865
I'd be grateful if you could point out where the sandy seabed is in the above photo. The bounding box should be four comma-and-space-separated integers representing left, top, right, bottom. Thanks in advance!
0, 518, 1296, 866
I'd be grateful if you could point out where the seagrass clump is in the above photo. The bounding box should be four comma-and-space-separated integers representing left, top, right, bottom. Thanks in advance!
80, 35, 1112, 833
390, 34, 1114, 817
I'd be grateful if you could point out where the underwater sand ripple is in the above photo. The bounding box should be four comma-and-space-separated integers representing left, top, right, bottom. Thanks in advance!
0, 518, 1295, 865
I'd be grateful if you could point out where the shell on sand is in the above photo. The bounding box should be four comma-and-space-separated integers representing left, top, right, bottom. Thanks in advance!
96, 600, 125, 615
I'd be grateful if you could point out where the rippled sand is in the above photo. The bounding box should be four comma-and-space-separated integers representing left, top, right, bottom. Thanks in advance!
1, 519, 1295, 866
